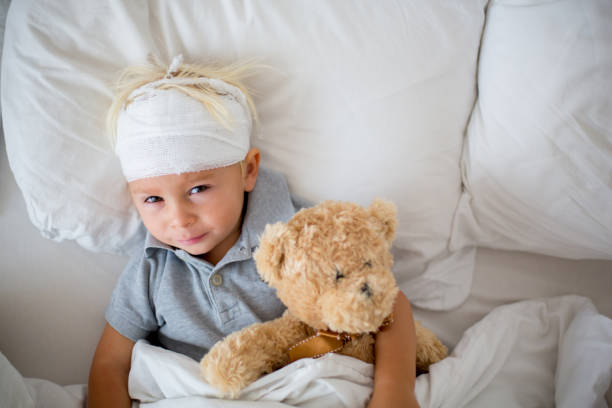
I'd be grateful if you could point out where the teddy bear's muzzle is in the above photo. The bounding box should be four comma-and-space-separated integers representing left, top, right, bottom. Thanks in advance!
360, 282, 373, 298
320, 280, 398, 333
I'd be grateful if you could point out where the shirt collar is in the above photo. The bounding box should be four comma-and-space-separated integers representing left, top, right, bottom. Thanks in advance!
239, 167, 295, 253
144, 231, 171, 252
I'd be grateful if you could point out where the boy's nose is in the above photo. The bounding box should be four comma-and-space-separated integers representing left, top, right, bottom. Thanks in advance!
169, 203, 195, 228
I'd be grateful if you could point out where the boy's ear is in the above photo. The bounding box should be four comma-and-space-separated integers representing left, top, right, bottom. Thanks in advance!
254, 222, 287, 285
368, 198, 397, 245
243, 148, 260, 192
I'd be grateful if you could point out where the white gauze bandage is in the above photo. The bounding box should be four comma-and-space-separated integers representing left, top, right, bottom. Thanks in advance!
115, 58, 252, 182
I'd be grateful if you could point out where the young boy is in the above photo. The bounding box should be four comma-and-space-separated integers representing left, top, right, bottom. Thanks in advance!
88, 56, 419, 408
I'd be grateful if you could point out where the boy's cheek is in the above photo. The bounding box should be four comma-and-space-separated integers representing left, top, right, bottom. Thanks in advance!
139, 215, 165, 239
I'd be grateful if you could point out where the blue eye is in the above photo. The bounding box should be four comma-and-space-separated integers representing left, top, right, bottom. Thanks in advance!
144, 196, 162, 204
189, 185, 208, 195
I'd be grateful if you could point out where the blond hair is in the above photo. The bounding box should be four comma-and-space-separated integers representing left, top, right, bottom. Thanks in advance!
106, 56, 259, 147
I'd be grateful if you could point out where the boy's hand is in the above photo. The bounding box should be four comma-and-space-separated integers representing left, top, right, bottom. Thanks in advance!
368, 291, 420, 408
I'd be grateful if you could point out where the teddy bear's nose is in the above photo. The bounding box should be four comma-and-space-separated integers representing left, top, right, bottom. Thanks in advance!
361, 282, 372, 298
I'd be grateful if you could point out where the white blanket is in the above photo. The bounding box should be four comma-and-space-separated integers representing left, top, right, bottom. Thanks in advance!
2, 295, 611, 408
129, 342, 373, 408
415, 295, 612, 408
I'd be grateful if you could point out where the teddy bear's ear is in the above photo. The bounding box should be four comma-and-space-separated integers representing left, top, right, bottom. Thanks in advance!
368, 198, 397, 245
254, 222, 288, 284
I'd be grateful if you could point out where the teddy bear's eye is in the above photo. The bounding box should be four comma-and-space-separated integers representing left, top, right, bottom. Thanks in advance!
335, 268, 345, 281
363, 260, 373, 268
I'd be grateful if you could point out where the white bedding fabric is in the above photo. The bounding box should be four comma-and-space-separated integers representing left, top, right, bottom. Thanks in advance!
129, 342, 373, 408
451, 0, 612, 259
2, 0, 487, 311
3, 295, 611, 408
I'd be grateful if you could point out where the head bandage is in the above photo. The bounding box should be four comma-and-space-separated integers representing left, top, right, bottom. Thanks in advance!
115, 55, 252, 182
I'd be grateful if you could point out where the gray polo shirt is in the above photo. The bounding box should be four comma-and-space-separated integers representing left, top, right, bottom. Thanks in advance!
105, 168, 299, 361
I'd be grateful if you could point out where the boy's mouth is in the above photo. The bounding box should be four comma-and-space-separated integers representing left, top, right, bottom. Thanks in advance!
177, 233, 207, 246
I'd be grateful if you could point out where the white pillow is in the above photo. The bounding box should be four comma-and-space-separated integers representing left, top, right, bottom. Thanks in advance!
2, 0, 486, 310
450, 0, 612, 259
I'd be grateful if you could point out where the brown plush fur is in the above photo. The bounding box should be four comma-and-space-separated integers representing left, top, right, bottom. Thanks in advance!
200, 199, 448, 398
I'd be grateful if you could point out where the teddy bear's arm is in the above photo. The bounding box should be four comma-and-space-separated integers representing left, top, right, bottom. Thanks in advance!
200, 311, 308, 398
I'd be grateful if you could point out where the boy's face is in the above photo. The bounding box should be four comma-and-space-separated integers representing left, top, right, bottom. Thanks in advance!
128, 149, 260, 265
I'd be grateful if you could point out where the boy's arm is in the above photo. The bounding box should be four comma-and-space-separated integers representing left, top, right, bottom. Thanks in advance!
88, 323, 135, 408
368, 291, 420, 408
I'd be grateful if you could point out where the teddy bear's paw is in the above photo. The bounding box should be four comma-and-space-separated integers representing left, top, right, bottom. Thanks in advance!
200, 317, 292, 398
201, 356, 255, 399
415, 321, 449, 372
416, 336, 448, 371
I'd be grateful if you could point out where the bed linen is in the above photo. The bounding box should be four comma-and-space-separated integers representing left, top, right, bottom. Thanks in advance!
3, 295, 611, 408
451, 0, 612, 259
127, 296, 612, 407
0, 352, 85, 408
130, 296, 612, 408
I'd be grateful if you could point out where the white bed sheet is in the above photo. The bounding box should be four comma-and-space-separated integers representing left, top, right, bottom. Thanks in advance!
125, 298, 612, 408
3, 295, 610, 408
415, 247, 612, 352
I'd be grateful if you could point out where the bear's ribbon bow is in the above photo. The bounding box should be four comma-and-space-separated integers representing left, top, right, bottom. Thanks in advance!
287, 314, 393, 363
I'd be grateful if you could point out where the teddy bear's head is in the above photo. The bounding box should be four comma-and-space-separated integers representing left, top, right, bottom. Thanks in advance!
254, 199, 399, 333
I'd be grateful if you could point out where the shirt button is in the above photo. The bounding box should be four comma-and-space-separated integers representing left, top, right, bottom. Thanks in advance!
211, 274, 223, 287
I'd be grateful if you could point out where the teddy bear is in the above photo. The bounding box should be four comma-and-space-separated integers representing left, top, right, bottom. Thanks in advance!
200, 199, 448, 398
